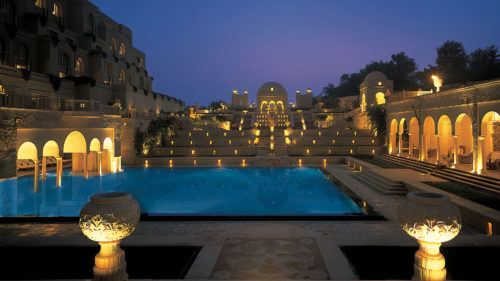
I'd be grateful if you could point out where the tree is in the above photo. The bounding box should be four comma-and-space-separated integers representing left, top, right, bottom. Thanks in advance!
468, 45, 500, 81
435, 40, 468, 84
208, 100, 223, 112
365, 105, 386, 137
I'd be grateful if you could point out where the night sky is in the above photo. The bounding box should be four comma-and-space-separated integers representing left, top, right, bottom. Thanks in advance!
92, 0, 500, 106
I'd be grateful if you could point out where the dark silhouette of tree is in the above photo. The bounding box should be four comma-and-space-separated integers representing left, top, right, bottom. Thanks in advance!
468, 45, 500, 81
435, 40, 468, 83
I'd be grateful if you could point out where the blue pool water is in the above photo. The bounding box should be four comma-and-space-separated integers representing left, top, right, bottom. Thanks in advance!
0, 167, 363, 217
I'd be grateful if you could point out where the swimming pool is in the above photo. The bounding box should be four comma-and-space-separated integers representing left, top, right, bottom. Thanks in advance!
0, 167, 365, 217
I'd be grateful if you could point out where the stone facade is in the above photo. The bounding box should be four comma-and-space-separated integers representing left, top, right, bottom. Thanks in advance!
295, 89, 313, 109
231, 89, 248, 109
0, 0, 184, 113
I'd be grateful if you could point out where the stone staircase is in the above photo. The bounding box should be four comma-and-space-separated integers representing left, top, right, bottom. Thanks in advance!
375, 154, 500, 195
352, 169, 407, 196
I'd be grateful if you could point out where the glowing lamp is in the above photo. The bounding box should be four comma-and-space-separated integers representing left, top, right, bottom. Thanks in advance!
79, 192, 140, 281
431, 75, 443, 92
399, 192, 461, 281
144, 160, 149, 167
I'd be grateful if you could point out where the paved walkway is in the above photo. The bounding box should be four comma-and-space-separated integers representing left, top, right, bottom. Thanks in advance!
0, 164, 499, 280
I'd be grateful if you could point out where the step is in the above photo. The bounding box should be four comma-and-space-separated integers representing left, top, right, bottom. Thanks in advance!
353, 173, 406, 196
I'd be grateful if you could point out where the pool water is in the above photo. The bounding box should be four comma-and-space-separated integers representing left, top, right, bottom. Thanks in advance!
0, 167, 363, 217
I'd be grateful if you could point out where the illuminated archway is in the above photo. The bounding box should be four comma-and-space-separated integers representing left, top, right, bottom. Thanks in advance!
260, 101, 268, 112
455, 114, 473, 165
89, 138, 101, 152
481, 111, 500, 169
409, 117, 419, 158
437, 115, 453, 163
389, 119, 398, 154
423, 116, 437, 161
18, 142, 38, 160
42, 140, 59, 157
399, 118, 408, 155
103, 137, 113, 150
375, 92, 385, 105
64, 131, 87, 174
276, 101, 284, 112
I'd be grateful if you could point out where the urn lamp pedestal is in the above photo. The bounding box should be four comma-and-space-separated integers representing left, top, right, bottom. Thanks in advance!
413, 240, 446, 281
94, 241, 127, 281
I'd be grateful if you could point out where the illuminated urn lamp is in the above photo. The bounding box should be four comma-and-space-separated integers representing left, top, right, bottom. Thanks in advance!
431, 75, 443, 92
398, 192, 461, 281
79, 192, 140, 281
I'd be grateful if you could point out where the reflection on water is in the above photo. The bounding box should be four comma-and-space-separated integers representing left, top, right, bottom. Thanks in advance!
0, 167, 363, 217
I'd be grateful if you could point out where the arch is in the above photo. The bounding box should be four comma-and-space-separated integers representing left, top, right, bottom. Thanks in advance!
118, 69, 126, 84
63, 131, 87, 153
375, 92, 385, 105
110, 38, 117, 53
103, 137, 113, 150
455, 114, 473, 156
268, 101, 276, 110
34, 0, 46, 8
437, 115, 453, 159
89, 138, 101, 152
119, 43, 126, 56
42, 140, 59, 157
75, 57, 84, 76
361, 94, 366, 111
399, 118, 409, 155
60, 53, 69, 76
16, 43, 29, 68
52, 2, 62, 17
87, 13, 95, 33
260, 101, 268, 112
481, 111, 500, 167
276, 101, 284, 112
423, 116, 437, 160
18, 142, 37, 160
409, 117, 419, 157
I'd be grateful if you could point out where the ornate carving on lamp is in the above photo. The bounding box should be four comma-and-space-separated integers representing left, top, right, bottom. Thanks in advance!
399, 191, 461, 281
79, 192, 140, 281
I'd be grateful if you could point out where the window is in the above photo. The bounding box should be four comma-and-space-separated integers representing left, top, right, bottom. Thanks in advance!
138, 57, 144, 68
104, 63, 113, 85
378, 81, 382, 86
59, 53, 69, 77
119, 43, 126, 56
109, 37, 117, 53
15, 43, 28, 69
118, 69, 126, 84
87, 13, 95, 33
75, 57, 84, 76
34, 0, 45, 8
52, 2, 62, 17
375, 92, 385, 105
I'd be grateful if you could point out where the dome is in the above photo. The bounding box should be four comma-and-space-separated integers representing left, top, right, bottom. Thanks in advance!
257, 82, 287, 97
363, 71, 388, 82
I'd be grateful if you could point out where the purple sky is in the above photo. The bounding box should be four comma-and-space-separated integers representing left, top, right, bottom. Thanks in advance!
92, 0, 500, 106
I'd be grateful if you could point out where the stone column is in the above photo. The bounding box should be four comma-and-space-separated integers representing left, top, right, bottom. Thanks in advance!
472, 134, 479, 173
421, 134, 426, 161
83, 152, 88, 179
478, 136, 484, 174
398, 133, 403, 156
98, 152, 102, 176
453, 136, 459, 167
42, 156, 47, 181
436, 135, 441, 164
409, 133, 413, 158
34, 159, 39, 193
56, 157, 62, 187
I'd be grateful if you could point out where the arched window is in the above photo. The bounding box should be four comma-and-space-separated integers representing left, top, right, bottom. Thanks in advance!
118, 69, 126, 84
59, 53, 69, 77
139, 77, 144, 88
375, 92, 385, 105
34, 0, 46, 8
87, 13, 95, 33
119, 43, 126, 56
97, 21, 106, 40
16, 43, 28, 69
75, 57, 84, 76
52, 2, 62, 17
138, 57, 144, 68
109, 37, 117, 54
